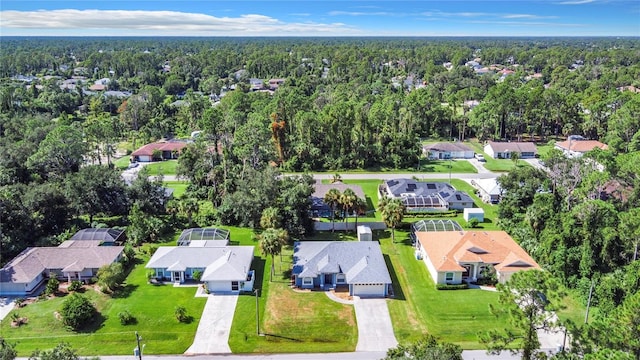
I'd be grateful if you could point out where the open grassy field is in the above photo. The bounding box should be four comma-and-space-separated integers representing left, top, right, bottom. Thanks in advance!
1, 256, 207, 356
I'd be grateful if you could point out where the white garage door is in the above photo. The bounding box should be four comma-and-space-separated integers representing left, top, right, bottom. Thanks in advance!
353, 284, 385, 297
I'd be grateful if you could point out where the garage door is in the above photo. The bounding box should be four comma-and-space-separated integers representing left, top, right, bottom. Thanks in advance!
353, 284, 385, 297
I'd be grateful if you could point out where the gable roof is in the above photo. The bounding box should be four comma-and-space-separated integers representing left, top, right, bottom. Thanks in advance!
145, 246, 254, 281
486, 141, 538, 154
424, 142, 473, 153
416, 231, 540, 273
292, 241, 391, 284
555, 139, 608, 153
474, 178, 502, 196
131, 141, 188, 157
1, 247, 124, 284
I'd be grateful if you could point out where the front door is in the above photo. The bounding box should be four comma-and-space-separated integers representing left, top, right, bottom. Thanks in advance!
172, 272, 181, 282
324, 274, 333, 286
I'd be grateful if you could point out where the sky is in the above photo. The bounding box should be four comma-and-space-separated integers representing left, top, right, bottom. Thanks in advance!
0, 1, 639, 37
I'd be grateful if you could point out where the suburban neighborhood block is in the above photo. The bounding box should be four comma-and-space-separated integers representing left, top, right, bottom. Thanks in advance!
379, 178, 474, 212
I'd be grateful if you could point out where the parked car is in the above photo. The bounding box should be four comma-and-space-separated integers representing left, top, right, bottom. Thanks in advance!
475, 154, 486, 162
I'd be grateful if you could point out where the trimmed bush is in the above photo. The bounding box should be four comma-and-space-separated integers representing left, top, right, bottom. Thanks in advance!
118, 310, 136, 325
175, 306, 188, 323
68, 280, 83, 292
436, 283, 469, 290
45, 277, 59, 295
60, 293, 96, 330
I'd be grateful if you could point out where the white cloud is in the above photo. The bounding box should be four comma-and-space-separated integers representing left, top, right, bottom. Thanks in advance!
468, 20, 584, 27
502, 14, 559, 19
0, 9, 361, 36
328, 11, 400, 16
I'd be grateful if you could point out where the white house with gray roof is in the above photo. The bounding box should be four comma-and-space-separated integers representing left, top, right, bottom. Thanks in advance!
292, 241, 392, 298
145, 245, 255, 293
379, 179, 474, 212
0, 246, 124, 296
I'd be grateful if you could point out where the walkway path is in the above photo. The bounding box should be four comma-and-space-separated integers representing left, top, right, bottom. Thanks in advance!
185, 294, 239, 355
353, 297, 398, 352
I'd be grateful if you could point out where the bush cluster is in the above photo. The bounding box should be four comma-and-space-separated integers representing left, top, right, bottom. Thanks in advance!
436, 283, 469, 290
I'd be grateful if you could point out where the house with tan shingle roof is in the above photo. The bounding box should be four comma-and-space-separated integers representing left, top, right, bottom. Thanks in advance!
484, 141, 538, 159
555, 138, 608, 158
415, 230, 540, 285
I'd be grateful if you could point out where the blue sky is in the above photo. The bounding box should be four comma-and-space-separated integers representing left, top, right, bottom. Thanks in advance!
1, 1, 638, 36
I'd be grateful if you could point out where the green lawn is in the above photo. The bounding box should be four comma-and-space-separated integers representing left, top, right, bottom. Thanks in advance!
378, 229, 511, 349
164, 181, 189, 198
145, 160, 179, 176
287, 159, 477, 175
2, 256, 207, 356
114, 156, 132, 170
228, 234, 357, 353
465, 142, 530, 172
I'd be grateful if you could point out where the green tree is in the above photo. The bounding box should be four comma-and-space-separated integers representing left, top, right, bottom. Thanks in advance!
1, 338, 17, 360
96, 262, 125, 293
510, 151, 520, 167
340, 188, 357, 224
60, 294, 96, 331
385, 334, 463, 360
27, 124, 87, 179
323, 188, 342, 232
174, 306, 188, 323
28, 342, 97, 360
379, 198, 405, 242
45, 277, 59, 296
260, 206, 281, 229
480, 270, 567, 360
65, 165, 128, 223
259, 228, 284, 282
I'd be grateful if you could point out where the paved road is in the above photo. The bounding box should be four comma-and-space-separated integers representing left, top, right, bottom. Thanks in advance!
354, 298, 398, 352
185, 294, 239, 354
160, 171, 498, 182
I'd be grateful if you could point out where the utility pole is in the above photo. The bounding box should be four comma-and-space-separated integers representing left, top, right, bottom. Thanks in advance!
254, 288, 261, 336
134, 331, 143, 360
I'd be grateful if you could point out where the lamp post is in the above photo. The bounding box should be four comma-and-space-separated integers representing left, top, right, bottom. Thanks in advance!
134, 331, 143, 360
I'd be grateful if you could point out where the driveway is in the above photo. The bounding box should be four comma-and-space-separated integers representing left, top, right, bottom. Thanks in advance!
0, 297, 16, 321
353, 297, 398, 352
184, 294, 239, 354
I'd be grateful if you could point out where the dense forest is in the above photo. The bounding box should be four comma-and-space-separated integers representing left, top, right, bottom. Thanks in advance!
1, 37, 639, 357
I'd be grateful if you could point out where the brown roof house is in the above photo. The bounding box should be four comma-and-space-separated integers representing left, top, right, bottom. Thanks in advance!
423, 142, 475, 160
131, 140, 188, 162
0, 233, 124, 296
415, 230, 540, 285
555, 137, 608, 158
484, 141, 538, 159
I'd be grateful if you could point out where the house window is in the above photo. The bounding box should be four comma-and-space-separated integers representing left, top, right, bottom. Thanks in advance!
445, 272, 454, 282
336, 274, 346, 284
302, 277, 313, 285
231, 281, 239, 291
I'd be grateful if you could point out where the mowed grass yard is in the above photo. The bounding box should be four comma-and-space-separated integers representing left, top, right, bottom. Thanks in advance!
1, 256, 206, 356
229, 240, 357, 353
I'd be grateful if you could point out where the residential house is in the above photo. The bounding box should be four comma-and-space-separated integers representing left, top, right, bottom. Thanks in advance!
268, 78, 285, 90
423, 142, 474, 160
471, 178, 503, 204
484, 141, 538, 159
0, 234, 124, 296
415, 230, 540, 285
379, 179, 474, 212
131, 140, 188, 162
555, 137, 608, 158
292, 241, 392, 297
145, 243, 255, 293
310, 181, 366, 218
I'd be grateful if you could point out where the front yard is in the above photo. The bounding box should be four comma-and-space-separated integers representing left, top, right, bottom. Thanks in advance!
228, 244, 358, 353
1, 255, 206, 356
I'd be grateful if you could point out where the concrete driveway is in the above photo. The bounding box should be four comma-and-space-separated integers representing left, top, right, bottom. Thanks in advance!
353, 297, 398, 352
0, 297, 16, 321
184, 294, 239, 354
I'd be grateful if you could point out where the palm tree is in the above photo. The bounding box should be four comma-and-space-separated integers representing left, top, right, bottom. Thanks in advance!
324, 188, 342, 232
380, 198, 405, 242
353, 197, 367, 231
340, 188, 357, 226
511, 151, 520, 167
259, 228, 283, 282
260, 206, 281, 229
331, 173, 342, 184
177, 197, 199, 227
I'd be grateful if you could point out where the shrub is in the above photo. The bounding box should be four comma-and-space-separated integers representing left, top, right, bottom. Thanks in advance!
68, 280, 83, 292
175, 306, 188, 323
479, 265, 498, 286
14, 298, 25, 308
118, 310, 136, 325
467, 218, 479, 228
436, 283, 469, 290
60, 293, 96, 330
192, 270, 203, 281
97, 262, 125, 293
45, 277, 59, 295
